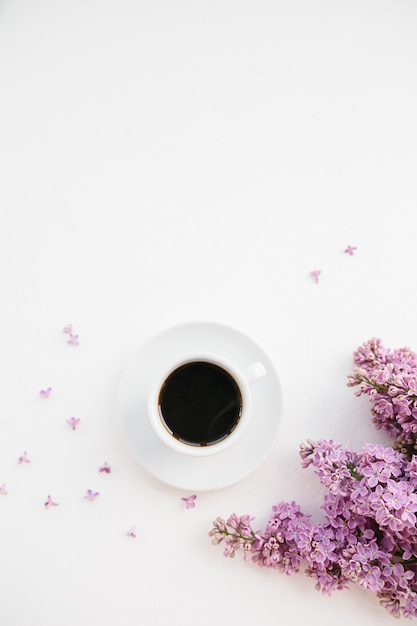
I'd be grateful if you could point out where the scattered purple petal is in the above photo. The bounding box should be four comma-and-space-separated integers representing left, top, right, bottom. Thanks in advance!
39, 387, 52, 398
310, 270, 322, 284
63, 324, 79, 345
68, 333, 79, 346
0, 483, 8, 495
66, 416, 80, 430
18, 451, 30, 464
44, 495, 59, 509
182, 494, 197, 509
344, 245, 357, 256
127, 526, 137, 538
99, 462, 111, 474
83, 489, 99, 502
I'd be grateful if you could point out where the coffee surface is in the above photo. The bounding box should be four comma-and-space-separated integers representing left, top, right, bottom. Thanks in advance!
158, 361, 242, 446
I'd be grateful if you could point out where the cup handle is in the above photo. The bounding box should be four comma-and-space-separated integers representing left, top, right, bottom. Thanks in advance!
244, 361, 267, 385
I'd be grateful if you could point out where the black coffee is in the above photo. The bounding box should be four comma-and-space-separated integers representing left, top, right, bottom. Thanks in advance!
158, 361, 242, 446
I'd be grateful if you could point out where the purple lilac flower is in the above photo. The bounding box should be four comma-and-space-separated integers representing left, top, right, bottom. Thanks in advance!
210, 437, 417, 619
127, 526, 136, 538
64, 324, 79, 345
310, 270, 321, 284
83, 489, 99, 502
344, 245, 357, 256
403, 591, 417, 618
0, 483, 8, 495
182, 495, 197, 509
99, 462, 111, 474
18, 451, 30, 464
209, 515, 256, 561
44, 495, 58, 508
39, 387, 52, 398
211, 339, 417, 618
347, 338, 417, 456
66, 417, 80, 430
68, 333, 79, 346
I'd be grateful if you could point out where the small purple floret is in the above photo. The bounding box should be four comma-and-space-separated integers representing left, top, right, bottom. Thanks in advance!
83, 489, 99, 502
44, 495, 58, 508
310, 270, 321, 284
66, 417, 80, 430
182, 495, 197, 509
18, 451, 30, 464
344, 245, 357, 256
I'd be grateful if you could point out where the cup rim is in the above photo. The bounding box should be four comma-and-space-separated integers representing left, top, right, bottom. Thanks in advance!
148, 352, 252, 457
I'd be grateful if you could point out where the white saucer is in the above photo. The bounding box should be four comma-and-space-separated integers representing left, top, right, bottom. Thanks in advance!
117, 322, 282, 491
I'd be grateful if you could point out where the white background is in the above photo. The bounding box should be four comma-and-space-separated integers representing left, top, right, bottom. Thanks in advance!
1, 0, 417, 624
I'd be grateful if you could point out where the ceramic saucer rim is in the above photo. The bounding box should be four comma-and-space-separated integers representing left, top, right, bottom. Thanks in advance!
117, 321, 282, 490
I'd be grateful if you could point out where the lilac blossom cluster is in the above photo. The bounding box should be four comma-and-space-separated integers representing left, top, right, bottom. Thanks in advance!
210, 338, 417, 617
210, 439, 417, 618
347, 338, 417, 458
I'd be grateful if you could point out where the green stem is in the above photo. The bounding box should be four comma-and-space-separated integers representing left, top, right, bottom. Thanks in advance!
347, 463, 363, 480
223, 529, 255, 543
397, 557, 417, 566
359, 377, 391, 393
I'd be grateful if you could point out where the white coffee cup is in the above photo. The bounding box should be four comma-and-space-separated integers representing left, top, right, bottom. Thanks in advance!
148, 352, 267, 457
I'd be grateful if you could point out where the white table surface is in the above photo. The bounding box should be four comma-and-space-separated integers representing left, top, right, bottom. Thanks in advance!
1, 1, 417, 624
